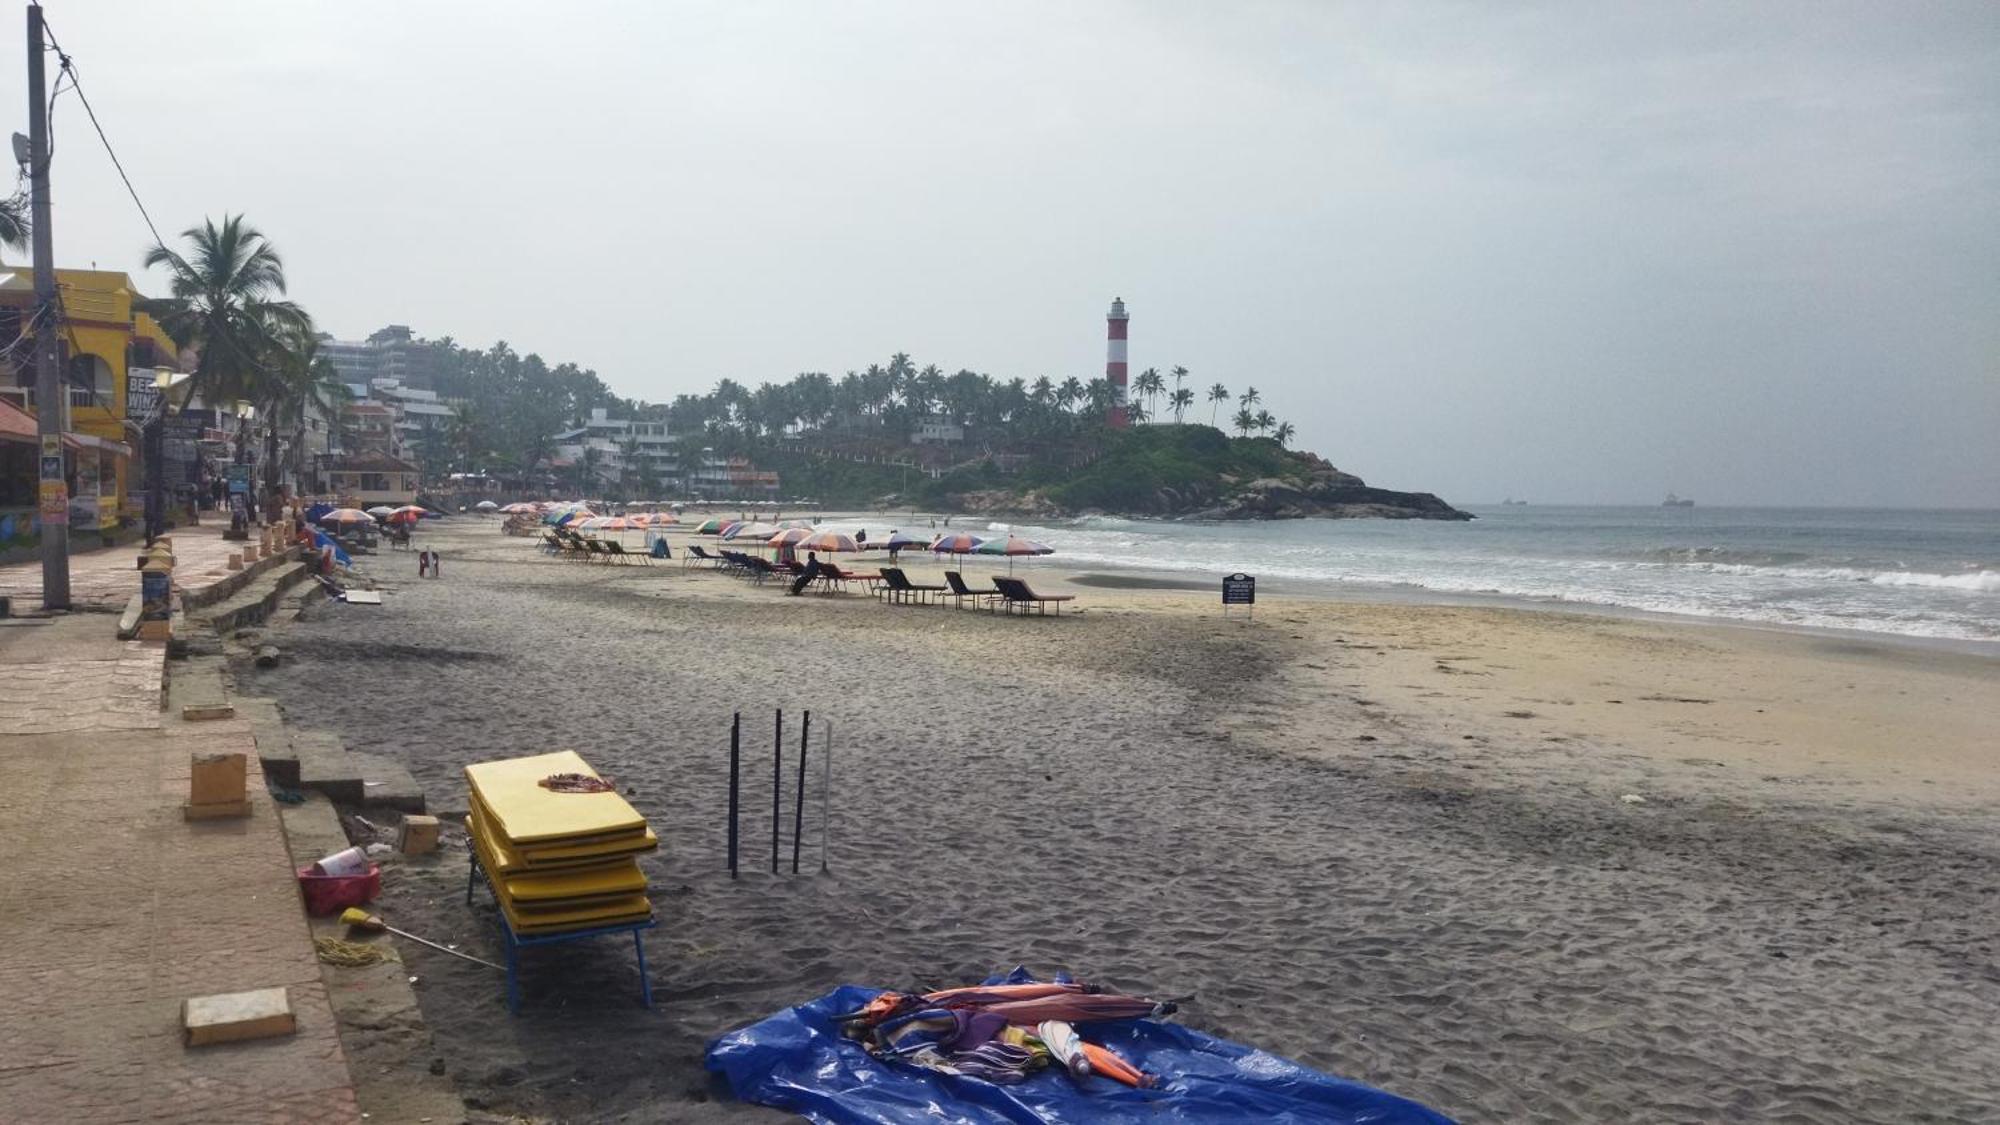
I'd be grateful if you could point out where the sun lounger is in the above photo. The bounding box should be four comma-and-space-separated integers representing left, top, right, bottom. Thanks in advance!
944, 569, 1003, 609
821, 564, 881, 594
686, 544, 725, 569
878, 567, 947, 606
992, 576, 1075, 616
605, 541, 647, 565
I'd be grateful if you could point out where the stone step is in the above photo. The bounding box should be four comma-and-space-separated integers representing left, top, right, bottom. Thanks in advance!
348, 752, 426, 813
195, 561, 310, 634
293, 730, 363, 804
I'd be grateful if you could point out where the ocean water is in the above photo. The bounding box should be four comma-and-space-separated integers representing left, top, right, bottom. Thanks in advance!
941, 507, 1999, 644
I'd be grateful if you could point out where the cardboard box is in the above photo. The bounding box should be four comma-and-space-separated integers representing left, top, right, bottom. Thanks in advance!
398, 814, 441, 855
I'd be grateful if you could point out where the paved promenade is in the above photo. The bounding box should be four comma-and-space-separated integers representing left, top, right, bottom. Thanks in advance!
0, 522, 255, 613
0, 556, 359, 1120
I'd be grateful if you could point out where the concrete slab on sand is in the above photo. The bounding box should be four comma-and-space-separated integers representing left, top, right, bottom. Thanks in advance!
184, 987, 297, 1046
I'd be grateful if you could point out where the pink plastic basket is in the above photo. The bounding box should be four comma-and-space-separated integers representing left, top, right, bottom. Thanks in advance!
296, 864, 381, 916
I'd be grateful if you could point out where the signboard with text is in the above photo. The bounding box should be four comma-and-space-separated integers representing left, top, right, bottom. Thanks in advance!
1222, 572, 1255, 618
227, 464, 251, 495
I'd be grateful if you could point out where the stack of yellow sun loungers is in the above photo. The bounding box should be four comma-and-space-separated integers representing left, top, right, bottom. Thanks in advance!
464, 750, 657, 937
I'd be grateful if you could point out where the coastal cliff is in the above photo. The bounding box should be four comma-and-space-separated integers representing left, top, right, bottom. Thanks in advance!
932, 428, 1471, 522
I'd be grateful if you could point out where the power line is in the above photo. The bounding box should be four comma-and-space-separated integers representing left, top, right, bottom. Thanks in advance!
38, 18, 164, 250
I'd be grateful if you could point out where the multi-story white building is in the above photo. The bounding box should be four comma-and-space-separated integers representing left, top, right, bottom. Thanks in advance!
317, 325, 441, 390
549, 407, 680, 493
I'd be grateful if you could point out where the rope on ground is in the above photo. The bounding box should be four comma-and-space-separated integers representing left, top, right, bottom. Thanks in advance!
315, 936, 397, 967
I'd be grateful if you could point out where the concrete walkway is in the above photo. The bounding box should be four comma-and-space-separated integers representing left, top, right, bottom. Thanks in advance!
0, 609, 360, 1121
0, 522, 258, 613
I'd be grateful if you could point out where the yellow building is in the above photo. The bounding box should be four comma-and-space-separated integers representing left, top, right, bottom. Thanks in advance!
0, 267, 180, 533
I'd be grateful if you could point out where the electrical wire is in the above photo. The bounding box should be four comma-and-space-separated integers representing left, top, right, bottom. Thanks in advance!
39, 17, 164, 249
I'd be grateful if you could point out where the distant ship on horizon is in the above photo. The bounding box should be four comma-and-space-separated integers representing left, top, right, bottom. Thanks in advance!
1502, 498, 1528, 506
1663, 493, 1695, 507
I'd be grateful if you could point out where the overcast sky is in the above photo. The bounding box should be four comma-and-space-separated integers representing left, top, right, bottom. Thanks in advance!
23, 1, 2000, 506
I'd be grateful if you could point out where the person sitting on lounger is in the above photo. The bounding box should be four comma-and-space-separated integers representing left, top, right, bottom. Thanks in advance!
789, 551, 821, 596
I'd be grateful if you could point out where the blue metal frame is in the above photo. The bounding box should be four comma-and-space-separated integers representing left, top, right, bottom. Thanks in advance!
468, 853, 656, 1015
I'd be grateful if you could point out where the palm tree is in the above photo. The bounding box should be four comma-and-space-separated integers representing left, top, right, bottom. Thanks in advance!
262, 330, 347, 491
143, 216, 308, 485
1056, 376, 1085, 413
1169, 386, 1195, 424
447, 402, 481, 472
1239, 385, 1261, 412
1125, 396, 1150, 424
1133, 368, 1163, 418
1273, 421, 1296, 447
0, 194, 27, 262
1207, 383, 1230, 426
1253, 409, 1275, 436
1231, 406, 1256, 437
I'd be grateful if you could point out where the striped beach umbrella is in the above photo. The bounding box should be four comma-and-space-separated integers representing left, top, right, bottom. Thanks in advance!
318, 508, 375, 526
974, 534, 1054, 573
928, 533, 983, 554
797, 530, 859, 554
691, 518, 729, 535
767, 527, 815, 549
722, 520, 779, 541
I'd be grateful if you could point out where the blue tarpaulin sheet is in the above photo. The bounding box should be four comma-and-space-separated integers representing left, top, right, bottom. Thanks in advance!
706, 976, 1453, 1124
309, 527, 351, 568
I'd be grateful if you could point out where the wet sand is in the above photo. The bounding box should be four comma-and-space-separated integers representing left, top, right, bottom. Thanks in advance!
242, 520, 2000, 1123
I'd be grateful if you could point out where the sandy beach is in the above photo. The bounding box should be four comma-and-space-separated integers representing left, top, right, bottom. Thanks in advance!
239, 518, 2000, 1123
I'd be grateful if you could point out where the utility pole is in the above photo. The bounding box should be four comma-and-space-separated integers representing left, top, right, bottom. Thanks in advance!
27, 3, 67, 609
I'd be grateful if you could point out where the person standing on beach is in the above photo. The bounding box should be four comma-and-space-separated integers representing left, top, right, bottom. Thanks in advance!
417, 550, 429, 579
429, 550, 442, 579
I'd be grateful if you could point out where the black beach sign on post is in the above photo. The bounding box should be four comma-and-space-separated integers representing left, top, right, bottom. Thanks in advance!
1222, 572, 1256, 620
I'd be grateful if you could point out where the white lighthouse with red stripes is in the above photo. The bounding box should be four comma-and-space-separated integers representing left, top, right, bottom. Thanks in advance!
1106, 297, 1130, 428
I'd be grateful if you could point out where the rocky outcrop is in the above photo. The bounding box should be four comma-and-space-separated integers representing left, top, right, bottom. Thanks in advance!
1183, 483, 1470, 521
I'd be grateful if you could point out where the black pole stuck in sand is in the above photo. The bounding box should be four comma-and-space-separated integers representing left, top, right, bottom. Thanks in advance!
727, 712, 740, 879
821, 720, 832, 874
772, 708, 783, 874
792, 711, 810, 874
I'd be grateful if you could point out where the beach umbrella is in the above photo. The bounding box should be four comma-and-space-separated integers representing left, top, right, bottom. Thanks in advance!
365, 505, 395, 518
929, 532, 984, 570
630, 511, 677, 527
500, 502, 537, 514
974, 533, 1053, 573
474, 500, 499, 511
318, 508, 375, 526
879, 531, 925, 552
385, 505, 432, 525
796, 530, 859, 554
767, 527, 815, 549
691, 517, 729, 535
722, 520, 779, 541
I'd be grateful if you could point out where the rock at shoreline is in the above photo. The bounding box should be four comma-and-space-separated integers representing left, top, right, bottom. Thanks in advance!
950, 447, 1471, 523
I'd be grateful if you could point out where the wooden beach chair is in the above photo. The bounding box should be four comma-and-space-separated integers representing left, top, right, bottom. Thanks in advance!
992, 576, 1075, 616
944, 569, 1003, 609
878, 568, 947, 606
